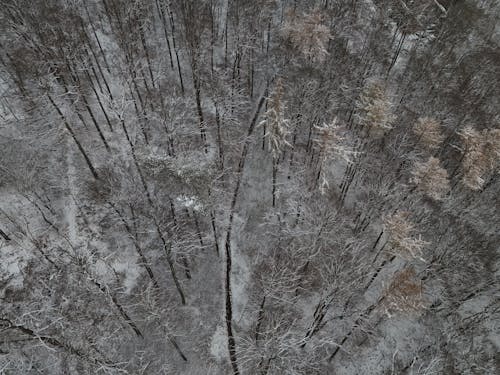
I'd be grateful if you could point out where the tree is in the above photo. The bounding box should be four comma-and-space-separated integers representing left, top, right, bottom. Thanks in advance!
260, 78, 290, 206
282, 8, 332, 64
357, 81, 395, 138
413, 117, 445, 152
1, 1, 498, 374
459, 126, 500, 190
260, 78, 290, 159
314, 118, 357, 194
384, 211, 428, 262
382, 268, 426, 318
411, 156, 450, 200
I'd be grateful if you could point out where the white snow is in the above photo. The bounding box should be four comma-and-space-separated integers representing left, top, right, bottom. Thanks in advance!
0, 244, 26, 289
176, 195, 204, 212
210, 325, 228, 363
111, 257, 141, 294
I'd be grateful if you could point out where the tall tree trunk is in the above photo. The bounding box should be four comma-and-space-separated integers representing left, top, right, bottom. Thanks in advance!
272, 157, 277, 207
155, 0, 174, 69
110, 202, 160, 290
47, 94, 99, 180
215, 102, 225, 171
168, 7, 185, 94
0, 228, 11, 241
83, 67, 114, 132
119, 117, 186, 304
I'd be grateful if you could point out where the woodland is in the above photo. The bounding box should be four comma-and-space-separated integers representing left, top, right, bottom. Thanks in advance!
0, 0, 499, 374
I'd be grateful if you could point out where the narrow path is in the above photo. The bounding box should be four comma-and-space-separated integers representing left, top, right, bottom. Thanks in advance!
223, 93, 267, 374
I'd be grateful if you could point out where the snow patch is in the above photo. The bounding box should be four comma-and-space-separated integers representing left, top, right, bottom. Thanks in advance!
111, 257, 141, 294
176, 195, 204, 212
0, 245, 26, 289
210, 325, 228, 363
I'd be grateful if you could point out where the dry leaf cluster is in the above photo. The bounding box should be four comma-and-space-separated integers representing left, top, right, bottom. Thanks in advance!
384, 211, 428, 262
260, 79, 291, 159
314, 119, 358, 194
413, 117, 445, 151
411, 156, 450, 200
459, 126, 500, 190
357, 82, 395, 137
282, 9, 332, 63
383, 268, 425, 317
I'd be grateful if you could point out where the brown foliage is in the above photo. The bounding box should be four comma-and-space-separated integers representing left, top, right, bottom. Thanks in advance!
413, 117, 445, 151
384, 212, 428, 262
314, 119, 357, 194
281, 9, 332, 63
411, 156, 450, 200
357, 81, 395, 137
260, 79, 291, 158
459, 126, 500, 190
382, 268, 425, 317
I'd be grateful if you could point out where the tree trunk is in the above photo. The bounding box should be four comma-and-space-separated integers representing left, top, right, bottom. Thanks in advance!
0, 228, 11, 241
272, 157, 277, 207
110, 202, 160, 290
169, 7, 185, 94
47, 94, 99, 180
155, 0, 174, 69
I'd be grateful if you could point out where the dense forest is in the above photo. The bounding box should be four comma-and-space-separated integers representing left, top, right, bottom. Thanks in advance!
0, 0, 499, 374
